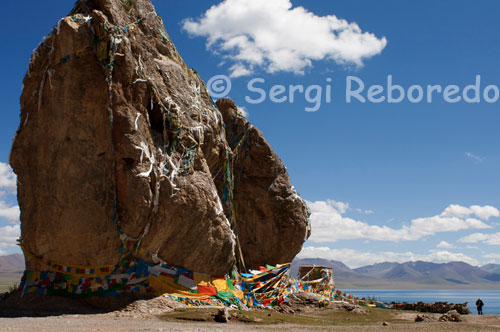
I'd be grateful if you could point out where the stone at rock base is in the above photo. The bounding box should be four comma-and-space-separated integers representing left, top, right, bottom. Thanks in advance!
439, 310, 462, 322
285, 292, 366, 314
415, 314, 435, 322
393, 301, 470, 314
214, 307, 230, 323
287, 292, 323, 308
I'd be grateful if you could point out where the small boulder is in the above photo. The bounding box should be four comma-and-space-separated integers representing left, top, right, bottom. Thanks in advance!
214, 307, 230, 323
439, 310, 462, 322
329, 301, 367, 314
287, 292, 323, 308
415, 314, 434, 322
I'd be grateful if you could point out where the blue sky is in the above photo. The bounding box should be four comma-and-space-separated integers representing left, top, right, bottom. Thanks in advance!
0, 0, 499, 268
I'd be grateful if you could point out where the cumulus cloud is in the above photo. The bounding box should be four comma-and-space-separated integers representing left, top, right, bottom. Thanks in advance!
326, 199, 349, 214
229, 64, 252, 78
459, 232, 500, 245
297, 246, 479, 268
307, 200, 492, 243
0, 162, 16, 193
0, 201, 20, 224
0, 162, 19, 225
436, 240, 454, 249
183, 0, 387, 77
441, 204, 499, 220
0, 224, 20, 251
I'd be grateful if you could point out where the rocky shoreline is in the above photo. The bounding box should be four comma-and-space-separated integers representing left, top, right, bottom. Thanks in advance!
389, 301, 470, 314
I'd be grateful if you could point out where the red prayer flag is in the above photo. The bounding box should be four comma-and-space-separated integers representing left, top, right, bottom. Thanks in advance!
197, 285, 218, 296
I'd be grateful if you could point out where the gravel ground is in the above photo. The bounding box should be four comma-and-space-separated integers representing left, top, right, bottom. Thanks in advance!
1, 311, 500, 332
1, 292, 500, 332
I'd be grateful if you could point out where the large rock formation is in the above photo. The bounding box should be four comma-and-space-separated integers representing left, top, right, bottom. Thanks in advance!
10, 0, 310, 276
216, 99, 311, 269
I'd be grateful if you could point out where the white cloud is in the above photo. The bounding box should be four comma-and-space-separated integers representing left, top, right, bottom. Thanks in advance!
459, 232, 500, 245
229, 64, 252, 78
307, 200, 492, 243
183, 0, 387, 77
237, 106, 249, 118
298, 246, 479, 268
0, 162, 16, 193
437, 240, 454, 249
441, 204, 499, 220
327, 199, 349, 214
355, 208, 373, 215
465, 152, 484, 163
440, 204, 471, 218
0, 162, 20, 224
0, 201, 20, 224
470, 205, 500, 220
0, 224, 20, 251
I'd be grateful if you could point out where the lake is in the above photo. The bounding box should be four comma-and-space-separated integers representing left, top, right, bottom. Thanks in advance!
343, 289, 500, 315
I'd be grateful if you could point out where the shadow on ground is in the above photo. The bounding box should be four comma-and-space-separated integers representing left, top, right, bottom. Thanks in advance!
0, 290, 154, 317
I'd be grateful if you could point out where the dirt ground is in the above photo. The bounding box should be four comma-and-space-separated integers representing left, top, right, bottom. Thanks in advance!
1, 312, 500, 332
1, 293, 500, 332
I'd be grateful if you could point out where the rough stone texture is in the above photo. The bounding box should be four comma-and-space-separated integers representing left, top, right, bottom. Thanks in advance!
286, 292, 324, 308
415, 314, 436, 322
214, 307, 230, 323
439, 310, 462, 322
394, 302, 470, 315
10, 0, 310, 276
284, 292, 366, 314
116, 295, 187, 318
215, 99, 311, 269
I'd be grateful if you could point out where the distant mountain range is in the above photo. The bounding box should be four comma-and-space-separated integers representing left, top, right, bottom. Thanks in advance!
0, 254, 24, 272
480, 263, 500, 275
2, 254, 500, 289
291, 258, 500, 289
0, 254, 24, 292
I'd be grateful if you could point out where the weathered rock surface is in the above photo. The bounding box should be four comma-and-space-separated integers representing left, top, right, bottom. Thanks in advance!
415, 314, 436, 322
284, 292, 366, 314
439, 310, 462, 322
214, 307, 230, 323
10, 0, 309, 276
393, 301, 470, 315
215, 99, 311, 269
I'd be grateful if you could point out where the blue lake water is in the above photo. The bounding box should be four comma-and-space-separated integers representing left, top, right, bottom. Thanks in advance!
343, 289, 500, 315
